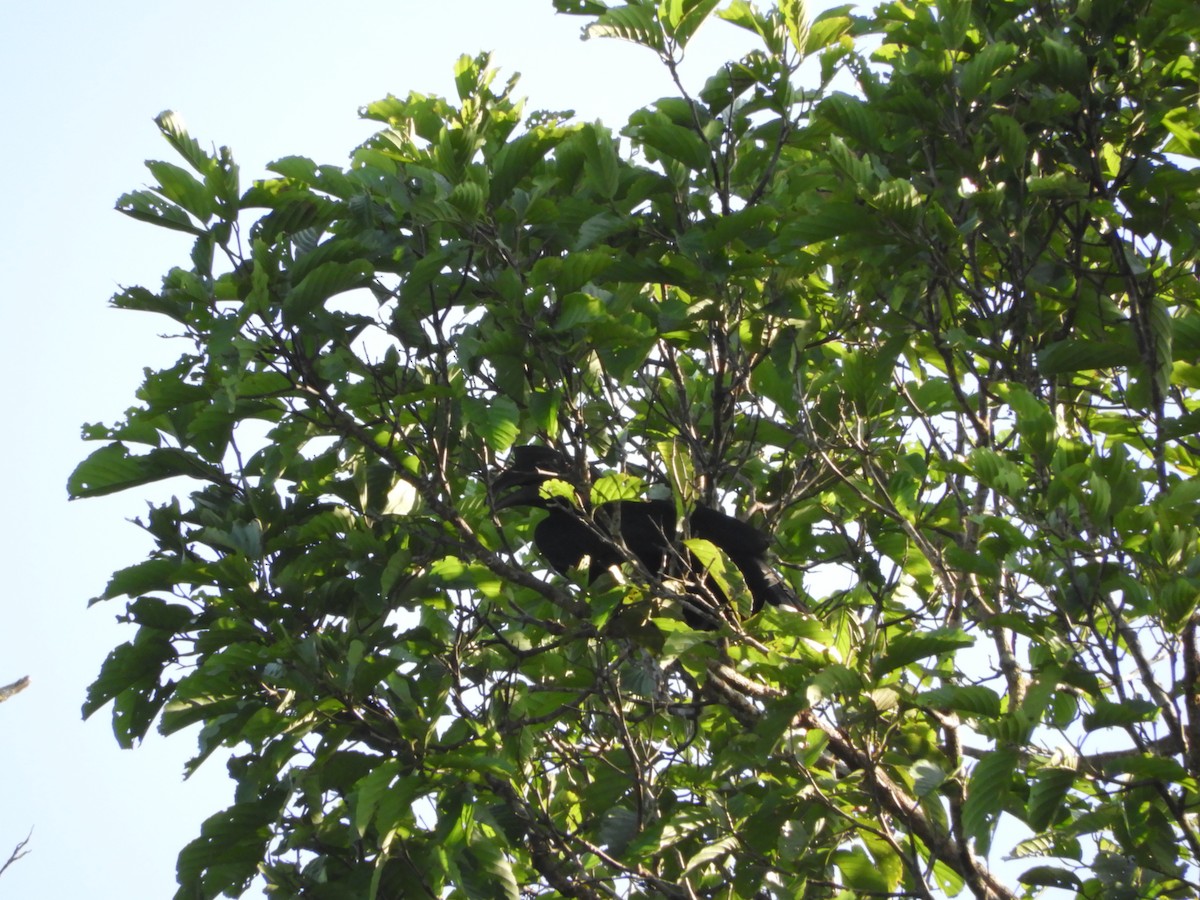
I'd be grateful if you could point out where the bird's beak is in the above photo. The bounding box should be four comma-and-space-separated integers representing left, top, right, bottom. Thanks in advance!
491, 468, 548, 511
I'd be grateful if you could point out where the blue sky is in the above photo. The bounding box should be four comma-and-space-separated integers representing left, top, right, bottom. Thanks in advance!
1, 2, 844, 896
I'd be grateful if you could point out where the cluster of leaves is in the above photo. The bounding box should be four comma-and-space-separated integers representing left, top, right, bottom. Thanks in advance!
72, 0, 1200, 897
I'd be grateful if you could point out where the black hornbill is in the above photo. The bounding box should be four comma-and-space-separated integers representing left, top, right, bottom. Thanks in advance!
492, 446, 798, 627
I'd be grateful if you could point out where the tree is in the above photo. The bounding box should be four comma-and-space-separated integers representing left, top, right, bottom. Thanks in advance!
70, 0, 1200, 897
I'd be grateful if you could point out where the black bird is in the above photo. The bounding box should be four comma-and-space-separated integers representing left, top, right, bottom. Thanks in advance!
492, 446, 798, 627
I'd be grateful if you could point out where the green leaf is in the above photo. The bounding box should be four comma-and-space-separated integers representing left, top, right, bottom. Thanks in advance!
82, 632, 177, 725
874, 628, 974, 676
806, 663, 862, 703
147, 160, 216, 221
68, 444, 228, 499
990, 113, 1028, 169
585, 4, 665, 51
1027, 767, 1076, 830
1040, 36, 1087, 87
834, 846, 890, 893
1101, 754, 1190, 782
778, 0, 809, 56
682, 834, 739, 874
657, 439, 698, 509
155, 110, 215, 175
116, 189, 205, 235
175, 801, 280, 900
580, 123, 622, 199
284, 259, 374, 321
962, 747, 1018, 851
598, 807, 639, 853
803, 6, 853, 55
555, 292, 606, 330
381, 477, 419, 516
267, 155, 319, 182
556, 250, 617, 293
490, 131, 558, 204
464, 395, 521, 453
449, 180, 486, 218
625, 110, 711, 171
452, 51, 487, 103
661, 0, 722, 47
1037, 338, 1141, 374
828, 134, 873, 184
102, 559, 201, 601
574, 210, 627, 249
207, 146, 240, 215
937, 0, 971, 51
918, 685, 1002, 718
1162, 106, 1200, 159
123, 596, 196, 631
718, 0, 780, 54
778, 202, 872, 245
820, 93, 879, 148
1018, 866, 1083, 891
995, 382, 1055, 459
911, 759, 947, 797
968, 448, 1025, 497
1083, 697, 1159, 731
465, 833, 520, 900
352, 759, 403, 837
959, 42, 1017, 101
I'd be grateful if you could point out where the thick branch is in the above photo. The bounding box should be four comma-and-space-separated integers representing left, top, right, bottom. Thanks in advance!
0, 676, 29, 704
1183, 622, 1200, 780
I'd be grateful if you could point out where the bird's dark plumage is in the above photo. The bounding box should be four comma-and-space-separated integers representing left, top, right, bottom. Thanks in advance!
493, 446, 798, 627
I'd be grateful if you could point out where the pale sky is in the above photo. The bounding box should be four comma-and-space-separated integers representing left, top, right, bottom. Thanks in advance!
1, 2, 846, 896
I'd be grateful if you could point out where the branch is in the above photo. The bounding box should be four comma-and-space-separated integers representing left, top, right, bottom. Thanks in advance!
484, 775, 612, 900
285, 356, 591, 620
960, 735, 1186, 780
0, 830, 31, 879
1183, 622, 1200, 780
805, 713, 1016, 900
0, 676, 29, 704
705, 664, 1016, 900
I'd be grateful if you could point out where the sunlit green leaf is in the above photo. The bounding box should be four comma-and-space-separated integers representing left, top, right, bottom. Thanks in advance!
116, 189, 205, 235
626, 109, 711, 171
464, 395, 520, 453
585, 4, 665, 50
68, 444, 228, 499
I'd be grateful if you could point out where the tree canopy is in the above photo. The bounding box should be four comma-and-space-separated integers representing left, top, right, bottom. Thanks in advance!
71, 0, 1200, 897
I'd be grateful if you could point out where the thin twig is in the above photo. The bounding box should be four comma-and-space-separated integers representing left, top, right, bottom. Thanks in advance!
0, 829, 32, 879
